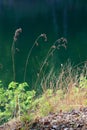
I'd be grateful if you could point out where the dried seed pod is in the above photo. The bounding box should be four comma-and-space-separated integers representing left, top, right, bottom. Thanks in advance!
14, 28, 22, 42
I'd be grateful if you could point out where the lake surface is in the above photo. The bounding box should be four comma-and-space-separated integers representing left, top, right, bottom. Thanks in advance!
0, 0, 87, 86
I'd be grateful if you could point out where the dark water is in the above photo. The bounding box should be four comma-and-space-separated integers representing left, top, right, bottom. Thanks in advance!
0, 0, 87, 86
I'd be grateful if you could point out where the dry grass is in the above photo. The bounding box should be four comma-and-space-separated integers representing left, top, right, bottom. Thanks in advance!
31, 61, 87, 118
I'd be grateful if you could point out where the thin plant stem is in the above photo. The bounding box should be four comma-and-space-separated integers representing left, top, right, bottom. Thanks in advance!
24, 34, 47, 82
35, 37, 67, 88
11, 28, 22, 81
11, 41, 16, 81
34, 45, 56, 88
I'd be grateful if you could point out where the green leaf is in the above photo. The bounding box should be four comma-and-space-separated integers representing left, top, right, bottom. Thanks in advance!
8, 81, 18, 90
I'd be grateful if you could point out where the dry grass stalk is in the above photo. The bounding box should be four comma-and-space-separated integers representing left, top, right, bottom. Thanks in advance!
24, 33, 47, 82
11, 28, 22, 81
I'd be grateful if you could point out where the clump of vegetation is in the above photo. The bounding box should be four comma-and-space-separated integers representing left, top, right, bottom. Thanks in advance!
1, 62, 87, 126
29, 62, 87, 119
0, 81, 35, 124
1, 28, 87, 129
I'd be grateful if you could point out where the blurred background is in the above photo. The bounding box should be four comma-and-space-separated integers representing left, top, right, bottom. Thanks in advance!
0, 0, 87, 87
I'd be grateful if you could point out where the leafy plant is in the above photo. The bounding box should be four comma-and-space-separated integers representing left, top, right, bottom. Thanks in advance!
0, 81, 36, 125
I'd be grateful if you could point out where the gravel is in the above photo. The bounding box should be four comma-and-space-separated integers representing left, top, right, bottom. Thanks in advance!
30, 107, 87, 130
